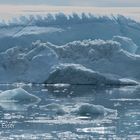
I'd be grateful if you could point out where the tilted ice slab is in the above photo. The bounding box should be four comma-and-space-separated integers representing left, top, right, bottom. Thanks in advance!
0, 42, 58, 83
23, 42, 58, 83
0, 88, 41, 110
0, 88, 40, 103
46, 64, 138, 85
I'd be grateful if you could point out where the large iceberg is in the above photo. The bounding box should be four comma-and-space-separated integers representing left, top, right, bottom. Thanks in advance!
0, 14, 140, 52
0, 13, 140, 84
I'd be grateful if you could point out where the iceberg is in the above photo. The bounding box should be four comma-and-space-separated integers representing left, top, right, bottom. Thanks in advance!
0, 88, 41, 111
0, 88, 40, 103
45, 39, 140, 80
46, 64, 138, 85
0, 14, 140, 52
0, 38, 139, 84
0, 13, 140, 84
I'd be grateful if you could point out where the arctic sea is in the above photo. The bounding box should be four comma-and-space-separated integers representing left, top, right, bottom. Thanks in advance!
0, 84, 140, 139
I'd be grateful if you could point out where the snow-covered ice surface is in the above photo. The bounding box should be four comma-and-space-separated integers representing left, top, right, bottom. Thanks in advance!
0, 10, 140, 139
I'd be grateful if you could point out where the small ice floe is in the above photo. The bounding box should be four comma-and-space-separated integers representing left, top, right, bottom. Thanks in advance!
0, 88, 41, 111
73, 103, 117, 119
44, 103, 66, 116
40, 102, 117, 119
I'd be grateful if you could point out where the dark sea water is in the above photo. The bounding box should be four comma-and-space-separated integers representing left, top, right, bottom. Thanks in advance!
0, 84, 140, 140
